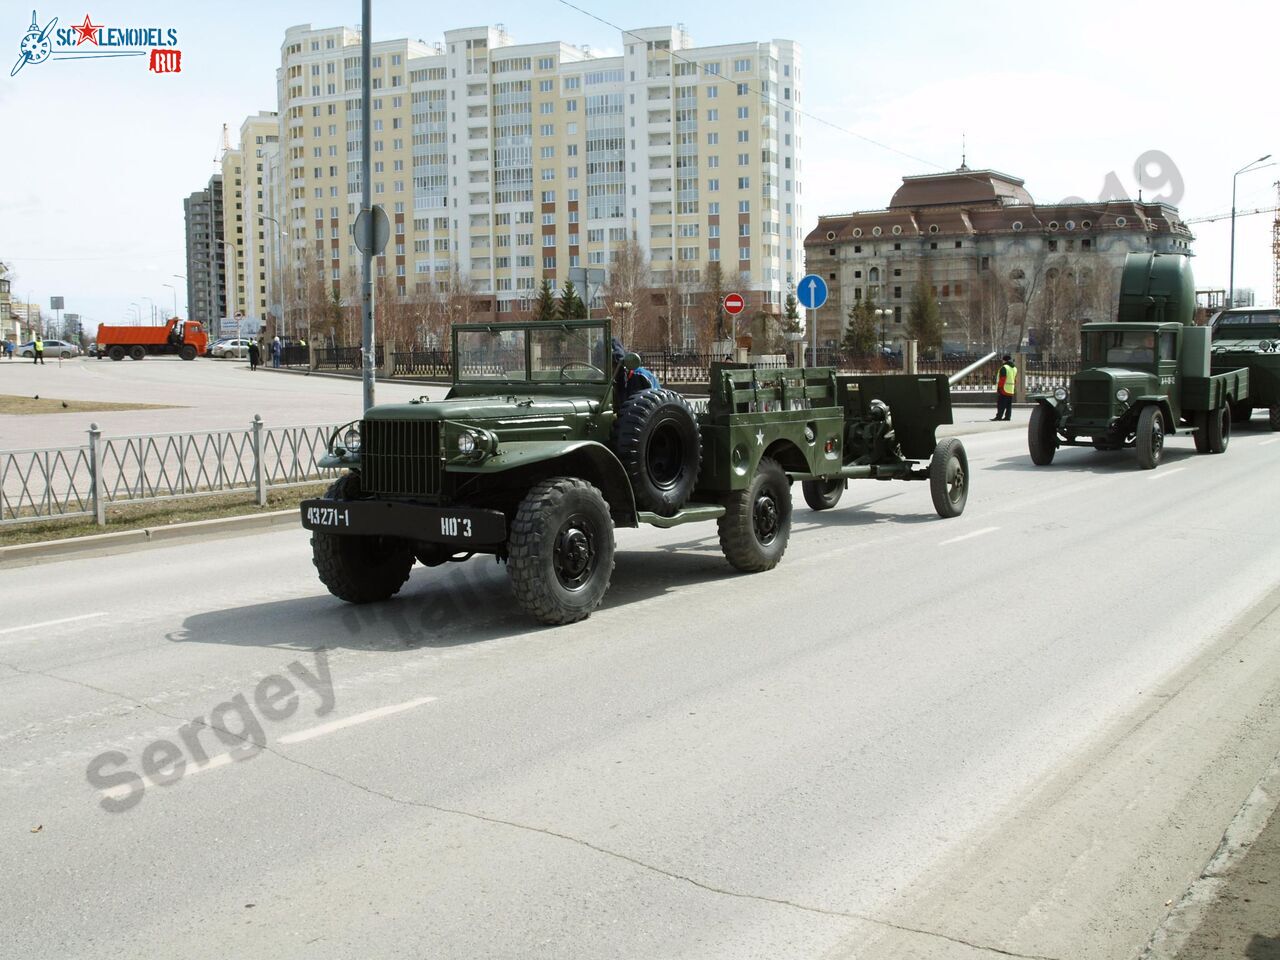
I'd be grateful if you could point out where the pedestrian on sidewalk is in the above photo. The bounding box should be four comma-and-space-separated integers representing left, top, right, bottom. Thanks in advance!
33, 334, 45, 365
271, 336, 282, 369
991, 354, 1016, 421
248, 339, 260, 371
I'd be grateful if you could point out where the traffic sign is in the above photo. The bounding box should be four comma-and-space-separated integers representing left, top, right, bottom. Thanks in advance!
354, 205, 390, 256
797, 274, 828, 310
723, 293, 745, 316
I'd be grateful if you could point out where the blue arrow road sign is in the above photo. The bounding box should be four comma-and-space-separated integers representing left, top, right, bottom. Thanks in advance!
797, 273, 828, 310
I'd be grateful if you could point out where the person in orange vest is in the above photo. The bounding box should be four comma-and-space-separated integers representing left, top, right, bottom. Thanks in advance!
992, 354, 1017, 421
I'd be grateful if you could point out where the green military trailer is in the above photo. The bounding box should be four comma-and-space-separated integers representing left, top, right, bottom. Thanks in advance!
299, 319, 969, 625
1209, 307, 1280, 430
1028, 253, 1249, 469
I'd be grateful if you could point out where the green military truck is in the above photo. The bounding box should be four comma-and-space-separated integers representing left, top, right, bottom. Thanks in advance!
1209, 307, 1280, 430
1028, 253, 1249, 469
300, 319, 969, 624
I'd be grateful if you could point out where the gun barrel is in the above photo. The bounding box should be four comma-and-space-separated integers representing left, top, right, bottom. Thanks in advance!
948, 351, 998, 386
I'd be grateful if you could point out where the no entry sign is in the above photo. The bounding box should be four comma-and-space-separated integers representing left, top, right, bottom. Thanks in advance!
723, 293, 745, 315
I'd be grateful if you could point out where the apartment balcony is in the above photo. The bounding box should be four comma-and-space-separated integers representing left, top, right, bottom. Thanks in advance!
650, 201, 673, 217
649, 178, 673, 193
648, 133, 672, 148
648, 159, 673, 171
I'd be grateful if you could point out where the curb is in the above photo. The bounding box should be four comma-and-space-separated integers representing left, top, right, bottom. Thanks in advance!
1140, 748, 1280, 959
0, 509, 301, 567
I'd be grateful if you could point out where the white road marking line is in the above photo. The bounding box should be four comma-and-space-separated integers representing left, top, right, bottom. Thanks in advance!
939, 526, 1000, 546
1147, 468, 1185, 481
99, 697, 438, 799
278, 696, 437, 744
1261, 438, 1279, 446
0, 612, 105, 636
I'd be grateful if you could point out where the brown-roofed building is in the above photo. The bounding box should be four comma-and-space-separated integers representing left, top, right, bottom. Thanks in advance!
803, 165, 1195, 354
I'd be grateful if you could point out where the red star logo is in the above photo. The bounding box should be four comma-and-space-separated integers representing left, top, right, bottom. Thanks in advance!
72, 14, 101, 46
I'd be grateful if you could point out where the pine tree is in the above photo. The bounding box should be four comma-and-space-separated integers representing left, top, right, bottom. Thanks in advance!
907, 279, 943, 356
782, 290, 802, 333
560, 280, 587, 320
533, 278, 560, 322
842, 297, 879, 356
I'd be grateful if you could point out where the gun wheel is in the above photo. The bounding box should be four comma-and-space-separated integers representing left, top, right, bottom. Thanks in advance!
801, 478, 844, 511
718, 457, 792, 572
929, 438, 968, 518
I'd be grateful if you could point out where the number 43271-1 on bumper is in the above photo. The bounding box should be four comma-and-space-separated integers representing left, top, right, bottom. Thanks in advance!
299, 499, 507, 547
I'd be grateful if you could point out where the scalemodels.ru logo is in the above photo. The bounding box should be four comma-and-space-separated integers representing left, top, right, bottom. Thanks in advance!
10, 8, 182, 77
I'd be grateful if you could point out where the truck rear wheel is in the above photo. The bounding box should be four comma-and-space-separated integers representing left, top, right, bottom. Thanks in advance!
1193, 411, 1212, 453
108, 346, 125, 361
1208, 404, 1230, 454
718, 457, 792, 572
801, 478, 844, 511
1135, 406, 1164, 469
311, 475, 414, 603
1028, 404, 1056, 465
508, 477, 615, 625
612, 388, 701, 517
129, 345, 145, 361
179, 344, 197, 361
929, 437, 968, 518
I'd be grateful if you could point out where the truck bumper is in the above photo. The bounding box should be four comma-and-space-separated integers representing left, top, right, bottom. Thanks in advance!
299, 499, 507, 548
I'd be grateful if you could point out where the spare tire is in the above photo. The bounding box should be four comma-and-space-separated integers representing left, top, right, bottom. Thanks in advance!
613, 388, 701, 516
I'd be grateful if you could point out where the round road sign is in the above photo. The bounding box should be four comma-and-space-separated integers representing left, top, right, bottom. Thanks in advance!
723, 293, 745, 316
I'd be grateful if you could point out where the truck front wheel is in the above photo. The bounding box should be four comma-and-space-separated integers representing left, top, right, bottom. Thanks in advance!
1028, 404, 1057, 465
1135, 406, 1164, 469
508, 478, 615, 625
179, 344, 197, 361
801, 478, 844, 511
311, 476, 414, 603
1208, 404, 1231, 454
108, 346, 125, 361
718, 457, 792, 572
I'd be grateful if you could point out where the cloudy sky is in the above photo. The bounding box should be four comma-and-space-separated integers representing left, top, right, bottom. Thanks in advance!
1, 0, 1274, 329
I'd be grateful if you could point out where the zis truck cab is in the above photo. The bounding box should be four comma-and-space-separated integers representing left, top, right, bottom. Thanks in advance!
1028, 253, 1249, 469
300, 319, 970, 625
1209, 306, 1280, 430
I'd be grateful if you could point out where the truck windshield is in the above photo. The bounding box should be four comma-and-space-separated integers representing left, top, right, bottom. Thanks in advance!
454, 325, 609, 383
1213, 310, 1280, 328
1082, 330, 1156, 365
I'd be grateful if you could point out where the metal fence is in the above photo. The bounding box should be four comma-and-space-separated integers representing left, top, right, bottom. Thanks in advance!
1, 417, 342, 527
316, 346, 383, 370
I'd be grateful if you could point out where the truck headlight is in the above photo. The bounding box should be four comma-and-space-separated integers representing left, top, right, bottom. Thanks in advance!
343, 426, 361, 452
1115, 388, 1130, 403
457, 432, 477, 455
1054, 387, 1068, 401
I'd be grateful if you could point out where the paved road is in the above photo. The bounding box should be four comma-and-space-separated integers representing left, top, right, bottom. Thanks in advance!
2, 418, 1279, 959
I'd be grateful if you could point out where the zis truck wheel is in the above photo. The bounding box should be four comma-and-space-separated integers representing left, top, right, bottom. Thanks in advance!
1135, 406, 1164, 470
108, 346, 125, 361
508, 477, 615, 625
613, 388, 701, 517
929, 437, 969, 518
1230, 402, 1253, 425
129, 345, 146, 361
1193, 411, 1212, 453
718, 457, 792, 573
311, 475, 414, 603
801, 478, 844, 511
1270, 406, 1280, 431
179, 344, 197, 361
1028, 404, 1057, 466
1208, 404, 1230, 454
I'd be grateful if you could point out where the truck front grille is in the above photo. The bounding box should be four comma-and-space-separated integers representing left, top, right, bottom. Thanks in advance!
361, 419, 442, 496
1072, 380, 1111, 420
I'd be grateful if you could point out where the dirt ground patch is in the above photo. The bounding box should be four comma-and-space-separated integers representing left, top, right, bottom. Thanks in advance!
0, 394, 179, 416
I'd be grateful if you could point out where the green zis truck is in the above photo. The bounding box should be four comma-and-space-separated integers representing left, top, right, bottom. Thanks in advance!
300, 320, 970, 624
1209, 307, 1280, 430
1029, 252, 1249, 469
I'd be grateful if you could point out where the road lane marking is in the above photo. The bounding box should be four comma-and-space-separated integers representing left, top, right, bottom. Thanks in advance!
0, 612, 106, 636
1147, 468, 1186, 481
101, 753, 237, 799
1261, 438, 1279, 446
278, 696, 437, 744
939, 526, 1000, 546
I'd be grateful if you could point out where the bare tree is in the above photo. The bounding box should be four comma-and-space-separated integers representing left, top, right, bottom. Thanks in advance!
601, 237, 652, 345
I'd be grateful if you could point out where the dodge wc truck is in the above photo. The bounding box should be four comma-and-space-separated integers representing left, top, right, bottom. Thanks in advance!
300, 319, 970, 625
1028, 253, 1249, 469
1209, 307, 1280, 430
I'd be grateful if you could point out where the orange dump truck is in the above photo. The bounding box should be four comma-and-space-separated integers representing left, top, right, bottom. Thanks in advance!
95, 318, 208, 361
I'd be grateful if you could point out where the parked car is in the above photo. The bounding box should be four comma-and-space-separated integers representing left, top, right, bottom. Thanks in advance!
209, 338, 251, 359
20, 339, 80, 359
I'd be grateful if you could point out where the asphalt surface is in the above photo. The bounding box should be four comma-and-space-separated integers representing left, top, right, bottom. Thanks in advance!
3, 403, 1280, 959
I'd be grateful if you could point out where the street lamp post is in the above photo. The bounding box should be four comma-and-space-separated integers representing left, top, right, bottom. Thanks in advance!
172, 274, 186, 319
142, 296, 156, 324
129, 302, 141, 325
260, 214, 288, 338
612, 300, 632, 342
162, 283, 177, 319
1230, 154, 1272, 307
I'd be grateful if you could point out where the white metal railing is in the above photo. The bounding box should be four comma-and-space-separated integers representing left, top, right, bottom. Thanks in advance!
1, 417, 343, 527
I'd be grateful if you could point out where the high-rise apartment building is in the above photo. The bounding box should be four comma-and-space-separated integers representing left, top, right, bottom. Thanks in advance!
253, 22, 801, 345
182, 174, 226, 325
221, 112, 280, 325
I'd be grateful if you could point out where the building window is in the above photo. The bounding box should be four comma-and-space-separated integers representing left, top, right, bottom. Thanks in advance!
894, 286, 902, 298
955, 240, 962, 248
1048, 239, 1058, 251
930, 242, 937, 250
893, 242, 901, 251
980, 256, 990, 271
894, 306, 902, 324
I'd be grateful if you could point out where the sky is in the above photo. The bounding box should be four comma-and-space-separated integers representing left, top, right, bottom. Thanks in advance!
1, 0, 1276, 332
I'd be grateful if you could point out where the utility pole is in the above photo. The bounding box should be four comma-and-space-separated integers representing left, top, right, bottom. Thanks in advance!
360, 0, 375, 411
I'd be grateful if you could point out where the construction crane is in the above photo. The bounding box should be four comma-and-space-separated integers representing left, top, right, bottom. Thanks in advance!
212, 123, 231, 166
1182, 205, 1279, 225
1273, 182, 1279, 309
